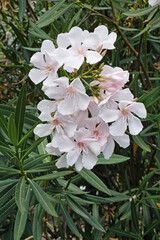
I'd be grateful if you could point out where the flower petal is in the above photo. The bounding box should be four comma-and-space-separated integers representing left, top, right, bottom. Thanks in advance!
45, 143, 61, 155
30, 52, 46, 69
103, 137, 115, 160
99, 108, 120, 123
109, 117, 127, 136
128, 113, 143, 135
129, 102, 147, 118
94, 25, 108, 42
113, 134, 130, 148
57, 135, 75, 152
86, 51, 102, 64
56, 154, 69, 168
34, 123, 53, 137
41, 40, 55, 54
67, 148, 81, 166
82, 150, 98, 170
57, 33, 70, 48
29, 68, 48, 84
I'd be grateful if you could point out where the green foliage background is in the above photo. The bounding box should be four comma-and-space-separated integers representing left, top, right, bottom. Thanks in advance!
0, 0, 160, 239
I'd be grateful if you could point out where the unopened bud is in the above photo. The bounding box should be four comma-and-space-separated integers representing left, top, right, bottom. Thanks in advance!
101, 49, 107, 57
132, 98, 138, 102
99, 62, 105, 69
96, 44, 103, 53
93, 96, 99, 105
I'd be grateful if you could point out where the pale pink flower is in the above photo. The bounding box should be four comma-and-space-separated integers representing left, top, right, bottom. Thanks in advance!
99, 100, 147, 136
44, 77, 90, 115
55, 128, 101, 171
57, 26, 102, 72
91, 65, 129, 93
29, 40, 61, 85
148, 0, 160, 6
94, 25, 117, 50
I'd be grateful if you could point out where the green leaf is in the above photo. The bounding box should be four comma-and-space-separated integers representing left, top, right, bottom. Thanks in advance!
131, 200, 139, 232
8, 114, 18, 146
0, 166, 20, 176
17, 122, 38, 147
14, 186, 30, 240
66, 195, 105, 232
23, 154, 49, 170
123, 5, 157, 17
19, 0, 26, 21
33, 171, 73, 181
138, 86, 160, 108
0, 198, 16, 224
79, 169, 111, 195
0, 185, 15, 208
29, 179, 58, 217
15, 83, 27, 142
60, 204, 80, 238
15, 177, 26, 213
0, 179, 18, 192
58, 179, 88, 195
36, 0, 73, 28
29, 21, 53, 40
0, 110, 8, 135
109, 227, 139, 239
21, 137, 46, 161
32, 204, 44, 240
132, 135, 151, 152
97, 154, 129, 165
143, 220, 160, 237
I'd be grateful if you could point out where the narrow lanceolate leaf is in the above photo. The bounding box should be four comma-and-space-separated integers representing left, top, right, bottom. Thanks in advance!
33, 171, 73, 181
19, 0, 26, 21
131, 200, 139, 233
15, 177, 26, 213
21, 137, 46, 161
60, 204, 80, 238
142, 220, 160, 237
36, 0, 73, 28
97, 154, 129, 165
14, 186, 30, 240
132, 135, 151, 152
0, 166, 20, 176
0, 185, 15, 208
109, 227, 139, 239
0, 198, 16, 224
32, 204, 44, 240
29, 179, 58, 217
79, 169, 111, 195
0, 110, 8, 135
123, 5, 157, 17
0, 179, 18, 193
15, 83, 27, 142
8, 114, 18, 147
66, 196, 105, 232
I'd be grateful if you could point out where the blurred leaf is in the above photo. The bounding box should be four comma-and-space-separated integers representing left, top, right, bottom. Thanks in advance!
79, 169, 111, 195
143, 220, 160, 237
60, 203, 80, 237
0, 166, 20, 176
32, 204, 44, 240
0, 185, 15, 208
33, 170, 73, 181
97, 154, 129, 165
131, 200, 139, 232
109, 227, 139, 239
66, 195, 105, 232
123, 5, 157, 17
132, 135, 151, 152
8, 114, 18, 147
36, 0, 73, 28
29, 21, 52, 40
0, 179, 18, 193
58, 179, 88, 195
23, 154, 49, 170
15, 177, 26, 214
29, 179, 58, 217
0, 110, 8, 135
14, 185, 30, 240
0, 198, 16, 224
19, 0, 26, 21
15, 83, 27, 142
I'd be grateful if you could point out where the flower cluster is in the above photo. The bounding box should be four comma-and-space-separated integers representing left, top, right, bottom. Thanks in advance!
29, 25, 147, 171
